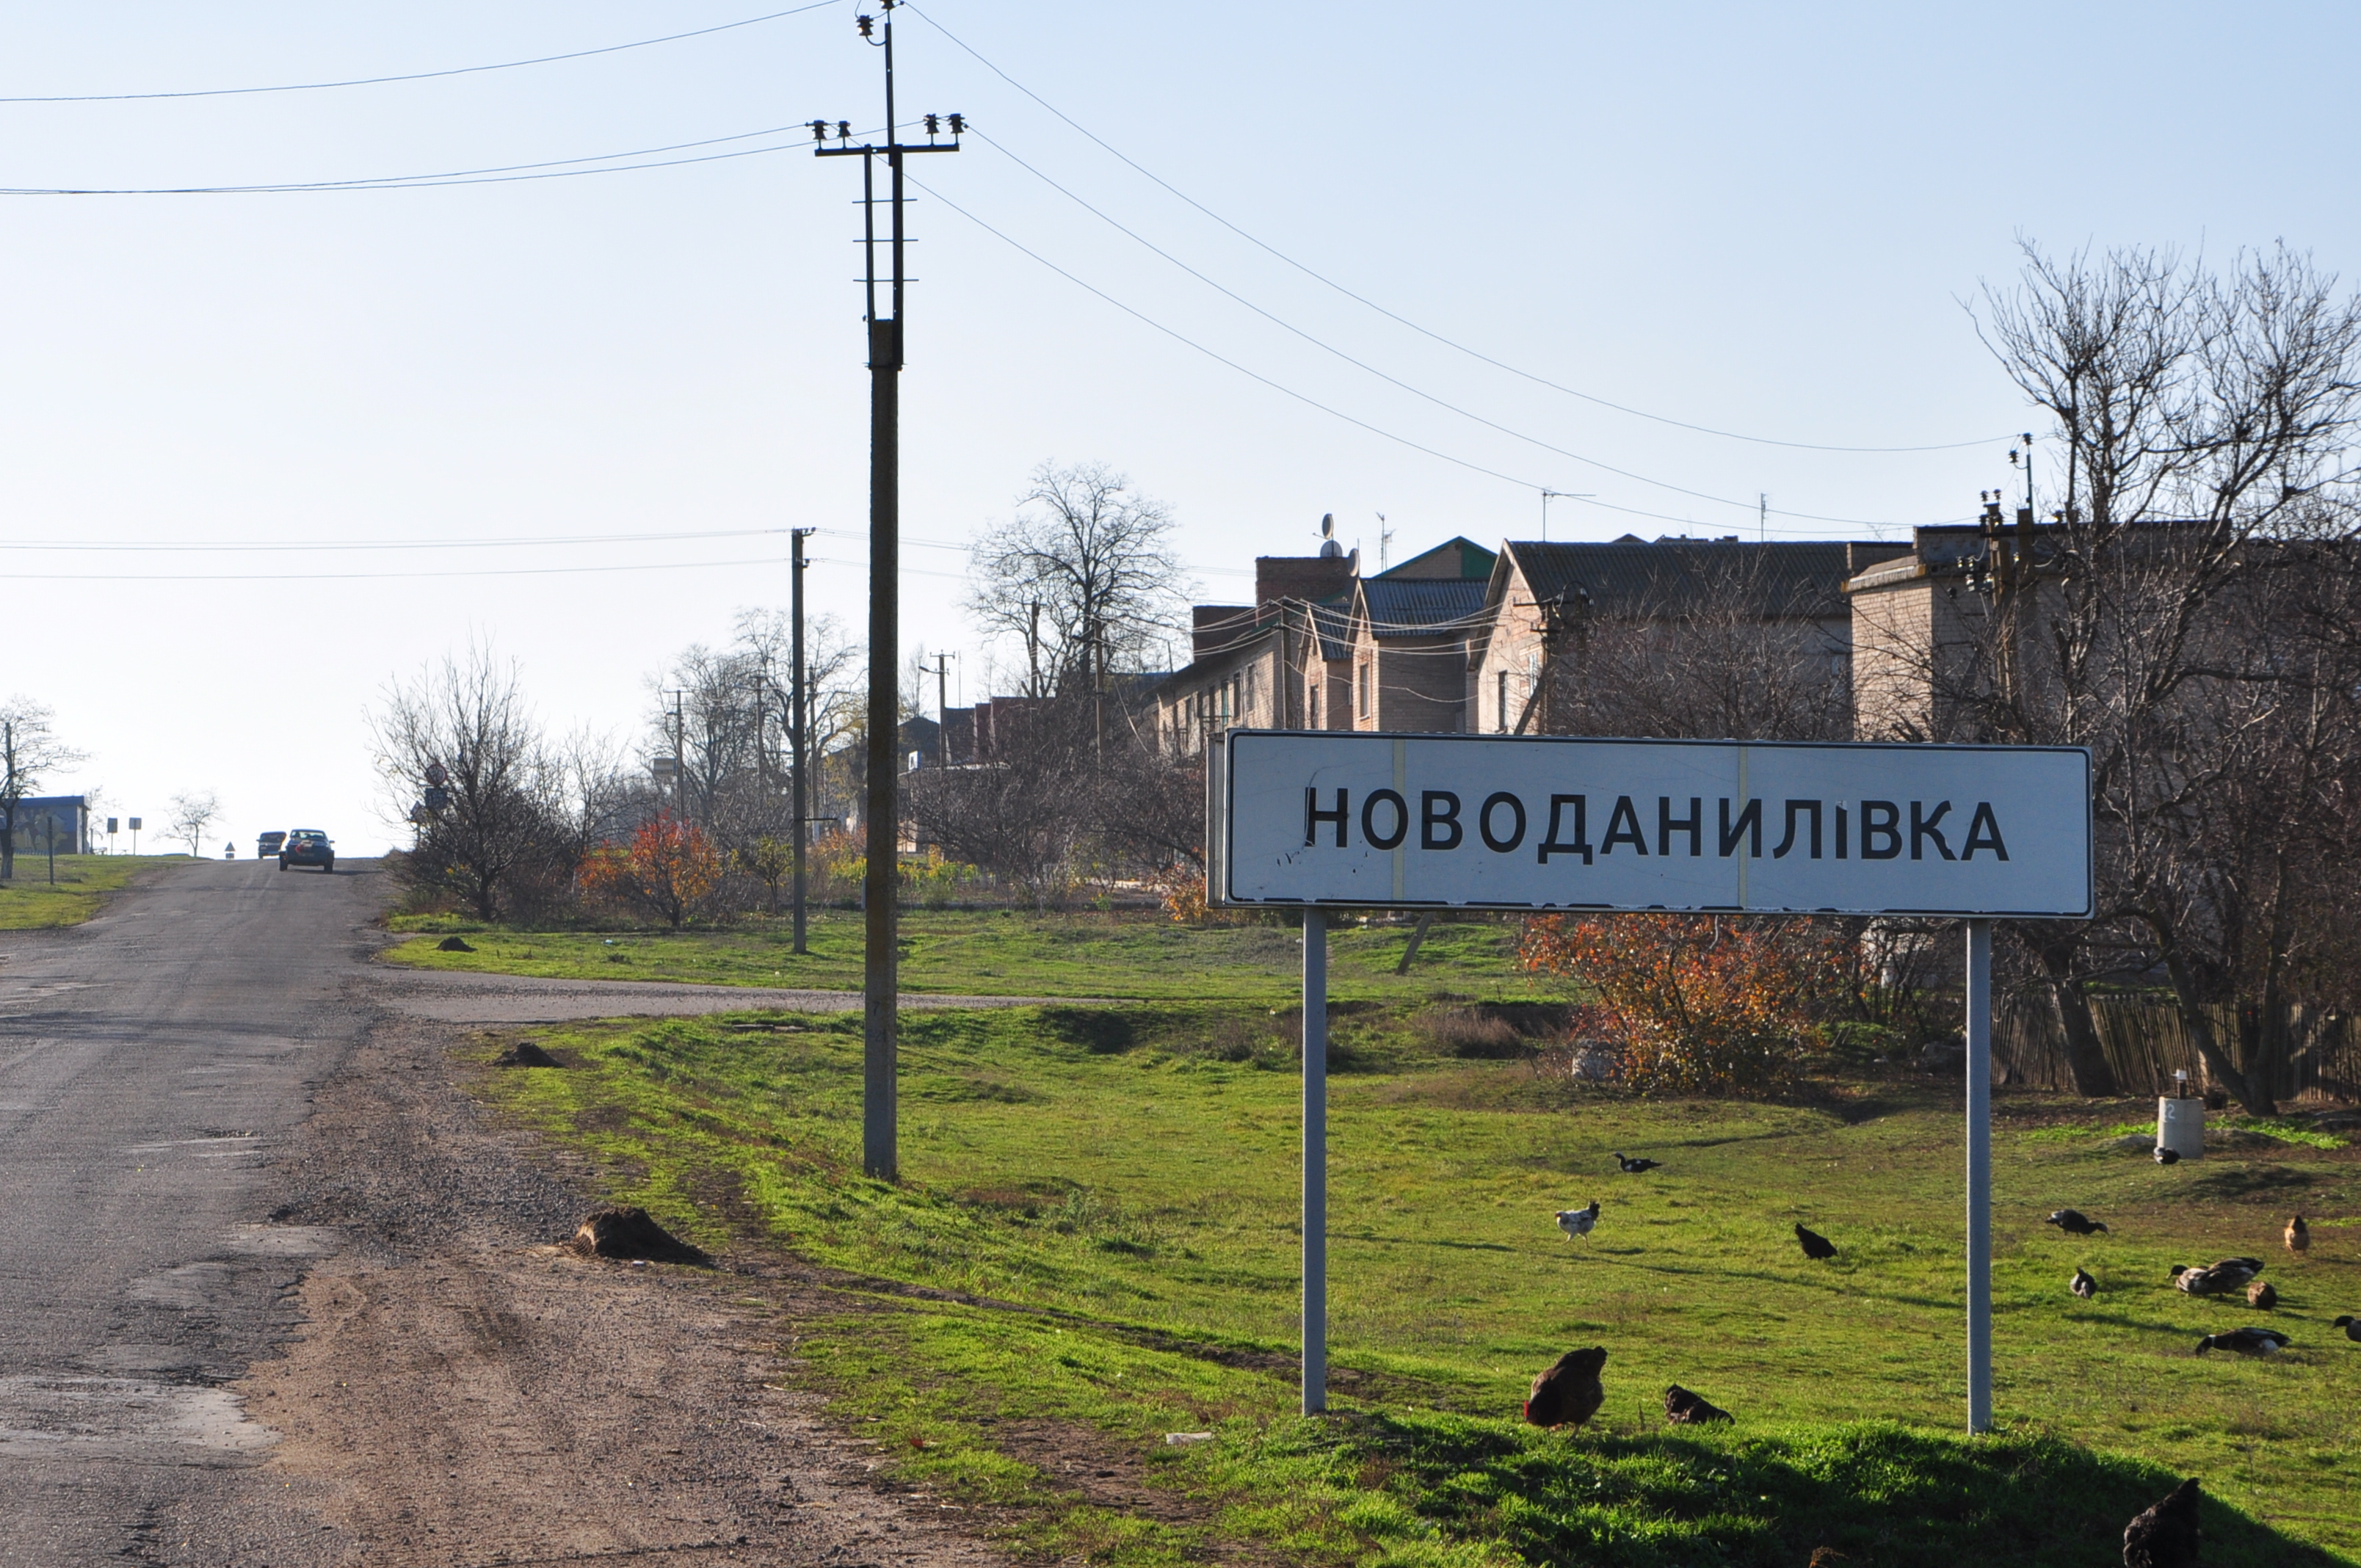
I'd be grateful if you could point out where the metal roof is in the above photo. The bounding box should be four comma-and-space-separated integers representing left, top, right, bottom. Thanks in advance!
1505, 539, 1857, 620
1358, 578, 1490, 634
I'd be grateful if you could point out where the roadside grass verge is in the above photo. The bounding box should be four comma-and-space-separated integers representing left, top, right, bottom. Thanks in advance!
471, 1006, 2361, 1563
383, 909, 1542, 1001
0, 854, 179, 929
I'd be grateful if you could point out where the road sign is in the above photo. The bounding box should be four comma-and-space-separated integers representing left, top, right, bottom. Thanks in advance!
423, 788, 449, 813
424, 761, 447, 788
1214, 730, 2093, 1432
1214, 732, 2091, 918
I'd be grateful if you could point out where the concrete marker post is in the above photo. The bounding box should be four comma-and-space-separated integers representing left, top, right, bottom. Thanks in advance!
1302, 906, 1327, 1415
1965, 917, 1993, 1434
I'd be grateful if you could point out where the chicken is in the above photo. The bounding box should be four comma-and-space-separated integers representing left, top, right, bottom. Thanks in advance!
1662, 1384, 1732, 1424
1524, 1347, 1606, 1428
2246, 1280, 2277, 1310
1555, 1200, 1600, 1242
1794, 1222, 1838, 1260
2195, 1326, 2290, 1355
2333, 1314, 2361, 1343
1613, 1151, 1662, 1174
2070, 1266, 2097, 1300
2044, 1208, 2109, 1236
2287, 1214, 2310, 1253
2122, 1476, 2201, 1568
2170, 1257, 2264, 1296
2154, 1146, 2180, 1166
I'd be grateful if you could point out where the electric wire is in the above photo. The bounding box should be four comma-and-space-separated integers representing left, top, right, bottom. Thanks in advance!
0, 3, 837, 104
0, 526, 789, 553
905, 3, 2007, 458
969, 127, 1943, 531
911, 173, 1919, 538
5, 553, 787, 583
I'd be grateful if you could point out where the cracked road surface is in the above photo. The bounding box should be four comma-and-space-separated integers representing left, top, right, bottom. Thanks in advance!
0, 860, 1009, 1567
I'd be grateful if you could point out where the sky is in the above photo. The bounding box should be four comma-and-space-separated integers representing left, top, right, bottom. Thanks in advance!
2, 2, 2355, 854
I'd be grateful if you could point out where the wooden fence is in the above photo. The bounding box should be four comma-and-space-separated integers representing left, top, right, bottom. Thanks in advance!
1992, 994, 2360, 1103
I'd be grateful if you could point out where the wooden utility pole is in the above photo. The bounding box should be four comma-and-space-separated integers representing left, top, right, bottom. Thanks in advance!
814, 6, 960, 1180
791, 526, 814, 954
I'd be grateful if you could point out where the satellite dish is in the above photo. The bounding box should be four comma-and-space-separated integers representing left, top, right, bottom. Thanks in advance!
1320, 512, 1334, 539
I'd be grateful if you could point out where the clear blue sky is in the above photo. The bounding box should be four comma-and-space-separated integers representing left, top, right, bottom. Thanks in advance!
3, 2, 2352, 852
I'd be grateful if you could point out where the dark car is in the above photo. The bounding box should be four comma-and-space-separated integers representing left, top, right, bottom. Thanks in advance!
258, 831, 286, 860
279, 830, 334, 873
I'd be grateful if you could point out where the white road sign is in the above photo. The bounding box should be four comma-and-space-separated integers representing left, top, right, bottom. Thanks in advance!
1214, 732, 2092, 918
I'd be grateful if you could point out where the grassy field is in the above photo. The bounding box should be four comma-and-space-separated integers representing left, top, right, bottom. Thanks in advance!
382, 908, 1544, 1002
0, 854, 181, 929
470, 1001, 2361, 1565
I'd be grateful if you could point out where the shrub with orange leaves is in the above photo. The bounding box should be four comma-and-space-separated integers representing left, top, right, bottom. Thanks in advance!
1518, 913, 1845, 1097
580, 815, 724, 929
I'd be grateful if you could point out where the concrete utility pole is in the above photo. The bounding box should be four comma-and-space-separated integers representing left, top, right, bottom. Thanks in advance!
668, 690, 687, 817
791, 526, 815, 955
813, 4, 960, 1180
926, 653, 954, 766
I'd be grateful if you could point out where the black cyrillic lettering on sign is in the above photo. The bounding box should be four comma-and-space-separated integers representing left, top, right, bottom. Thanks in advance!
1362, 788, 1408, 850
1539, 794, 1592, 865
1602, 796, 1649, 855
1910, 799, 1956, 861
1658, 796, 1702, 857
1861, 800, 1901, 860
1421, 791, 1464, 851
1305, 787, 1349, 848
1719, 797, 1763, 858
1773, 799, 1822, 860
1835, 804, 1849, 858
1479, 791, 1526, 853
1962, 802, 2009, 860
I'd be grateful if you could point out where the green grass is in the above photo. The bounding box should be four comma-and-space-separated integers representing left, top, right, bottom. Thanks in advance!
382, 908, 1542, 1001
0, 854, 179, 929
471, 1005, 2361, 1564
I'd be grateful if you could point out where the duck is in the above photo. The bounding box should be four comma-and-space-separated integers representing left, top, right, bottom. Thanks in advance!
1662, 1384, 1732, 1424
2246, 1280, 2277, 1310
1794, 1222, 1838, 1260
1524, 1347, 1606, 1428
2195, 1326, 2290, 1355
2286, 1215, 2309, 1253
2154, 1146, 2180, 1165
1555, 1200, 1601, 1242
2332, 1314, 2361, 1344
2122, 1477, 2201, 1568
1613, 1151, 1662, 1174
2070, 1266, 2097, 1300
2045, 1208, 2109, 1236
2170, 1257, 2265, 1296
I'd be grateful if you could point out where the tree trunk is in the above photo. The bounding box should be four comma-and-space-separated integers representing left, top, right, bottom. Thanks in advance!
2032, 933, 2118, 1097
2158, 948, 2268, 1115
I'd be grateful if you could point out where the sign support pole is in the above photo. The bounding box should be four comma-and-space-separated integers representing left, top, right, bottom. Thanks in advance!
1965, 917, 1993, 1434
1302, 907, 1327, 1415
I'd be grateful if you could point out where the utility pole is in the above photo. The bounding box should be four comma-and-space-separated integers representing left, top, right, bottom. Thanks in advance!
814, 4, 960, 1181
668, 689, 688, 818
1759, 493, 1768, 543
925, 653, 954, 765
1539, 490, 1589, 541
791, 526, 815, 955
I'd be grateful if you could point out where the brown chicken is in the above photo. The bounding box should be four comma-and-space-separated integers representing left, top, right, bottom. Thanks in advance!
2123, 1477, 2201, 1568
1524, 1348, 1607, 1429
2248, 1280, 2278, 1310
2287, 1214, 2310, 1253
1662, 1384, 1733, 1424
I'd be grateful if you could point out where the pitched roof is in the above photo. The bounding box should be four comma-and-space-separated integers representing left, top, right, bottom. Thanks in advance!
1504, 539, 1857, 620
1307, 600, 1355, 662
1359, 577, 1490, 634
1377, 536, 1496, 582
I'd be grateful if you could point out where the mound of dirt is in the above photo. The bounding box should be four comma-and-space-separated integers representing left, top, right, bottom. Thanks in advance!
436, 937, 476, 953
494, 1040, 563, 1069
566, 1206, 706, 1265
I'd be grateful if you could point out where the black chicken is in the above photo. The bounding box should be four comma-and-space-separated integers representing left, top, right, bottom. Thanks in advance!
1524, 1348, 1607, 1429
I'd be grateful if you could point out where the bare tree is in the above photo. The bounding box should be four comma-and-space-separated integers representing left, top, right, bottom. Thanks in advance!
1948, 240, 2361, 1109
0, 698, 84, 880
167, 791, 219, 858
968, 462, 1189, 699
371, 645, 583, 923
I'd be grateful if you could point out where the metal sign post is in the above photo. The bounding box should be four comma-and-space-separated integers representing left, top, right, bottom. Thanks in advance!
1213, 731, 2091, 1429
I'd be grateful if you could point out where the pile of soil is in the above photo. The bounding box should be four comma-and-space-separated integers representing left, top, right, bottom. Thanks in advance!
494, 1041, 563, 1069
566, 1206, 707, 1265
436, 937, 476, 953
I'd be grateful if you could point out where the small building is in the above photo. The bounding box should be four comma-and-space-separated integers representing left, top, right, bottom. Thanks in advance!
4, 795, 92, 856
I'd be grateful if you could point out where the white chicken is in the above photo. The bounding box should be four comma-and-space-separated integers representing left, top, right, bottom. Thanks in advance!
1555, 1200, 1601, 1243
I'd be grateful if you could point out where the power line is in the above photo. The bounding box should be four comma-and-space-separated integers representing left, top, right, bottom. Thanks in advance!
0, 4, 838, 104
0, 526, 790, 553
910, 173, 1932, 538
905, 3, 2006, 458
7, 553, 783, 583
967, 128, 1933, 531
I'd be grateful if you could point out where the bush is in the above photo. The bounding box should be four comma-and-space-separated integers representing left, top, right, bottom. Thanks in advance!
1412, 1004, 1529, 1059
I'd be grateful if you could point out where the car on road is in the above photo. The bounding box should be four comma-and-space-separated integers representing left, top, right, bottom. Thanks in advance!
257, 831, 286, 860
279, 830, 334, 873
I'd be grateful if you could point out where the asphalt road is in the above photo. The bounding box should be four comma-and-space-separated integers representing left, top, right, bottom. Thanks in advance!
0, 857, 385, 1561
